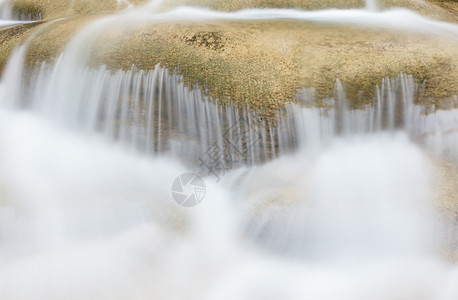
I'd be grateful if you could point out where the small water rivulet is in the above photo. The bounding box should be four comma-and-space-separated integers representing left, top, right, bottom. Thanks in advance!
0, 2, 457, 299
0, 0, 10, 19
0, 0, 40, 26
366, 0, 379, 12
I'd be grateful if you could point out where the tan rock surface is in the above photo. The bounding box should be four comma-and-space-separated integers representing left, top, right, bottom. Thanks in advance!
0, 0, 456, 116
7, 0, 458, 22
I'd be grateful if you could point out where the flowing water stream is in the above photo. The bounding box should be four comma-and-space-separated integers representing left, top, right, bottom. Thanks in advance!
0, 1, 457, 299
0, 0, 36, 26
0, 0, 9, 19
366, 0, 380, 12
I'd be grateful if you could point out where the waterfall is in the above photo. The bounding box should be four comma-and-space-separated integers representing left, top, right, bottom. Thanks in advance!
366, 0, 380, 12
0, 0, 11, 20
0, 4, 458, 300
13, 61, 273, 169
0, 97, 455, 299
0, 0, 42, 23
284, 75, 458, 159
5, 56, 457, 168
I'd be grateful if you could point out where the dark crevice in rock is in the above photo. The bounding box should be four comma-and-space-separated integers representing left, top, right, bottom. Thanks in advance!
184, 32, 226, 51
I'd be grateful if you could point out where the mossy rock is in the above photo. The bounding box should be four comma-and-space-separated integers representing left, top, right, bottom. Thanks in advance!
0, 21, 44, 74
8, 0, 458, 23
169, 0, 458, 23
10, 1, 43, 20
172, 0, 366, 11
9, 0, 125, 20
18, 15, 458, 118
1, 0, 457, 117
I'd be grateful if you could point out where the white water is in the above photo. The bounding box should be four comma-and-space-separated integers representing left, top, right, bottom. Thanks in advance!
0, 110, 456, 299
121, 7, 458, 41
366, 0, 380, 12
0, 2, 457, 300
0, 0, 10, 19
282, 77, 458, 159
0, 0, 38, 25
7, 56, 456, 164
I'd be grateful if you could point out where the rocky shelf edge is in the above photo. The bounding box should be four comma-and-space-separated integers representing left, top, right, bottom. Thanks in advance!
0, 0, 457, 118
7, 0, 458, 23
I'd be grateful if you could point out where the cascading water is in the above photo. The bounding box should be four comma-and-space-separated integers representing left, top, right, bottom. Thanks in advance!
0, 2, 457, 300
0, 0, 10, 19
366, 0, 380, 12
0, 0, 39, 25
8, 58, 457, 165
0, 0, 14, 25
283, 76, 458, 158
